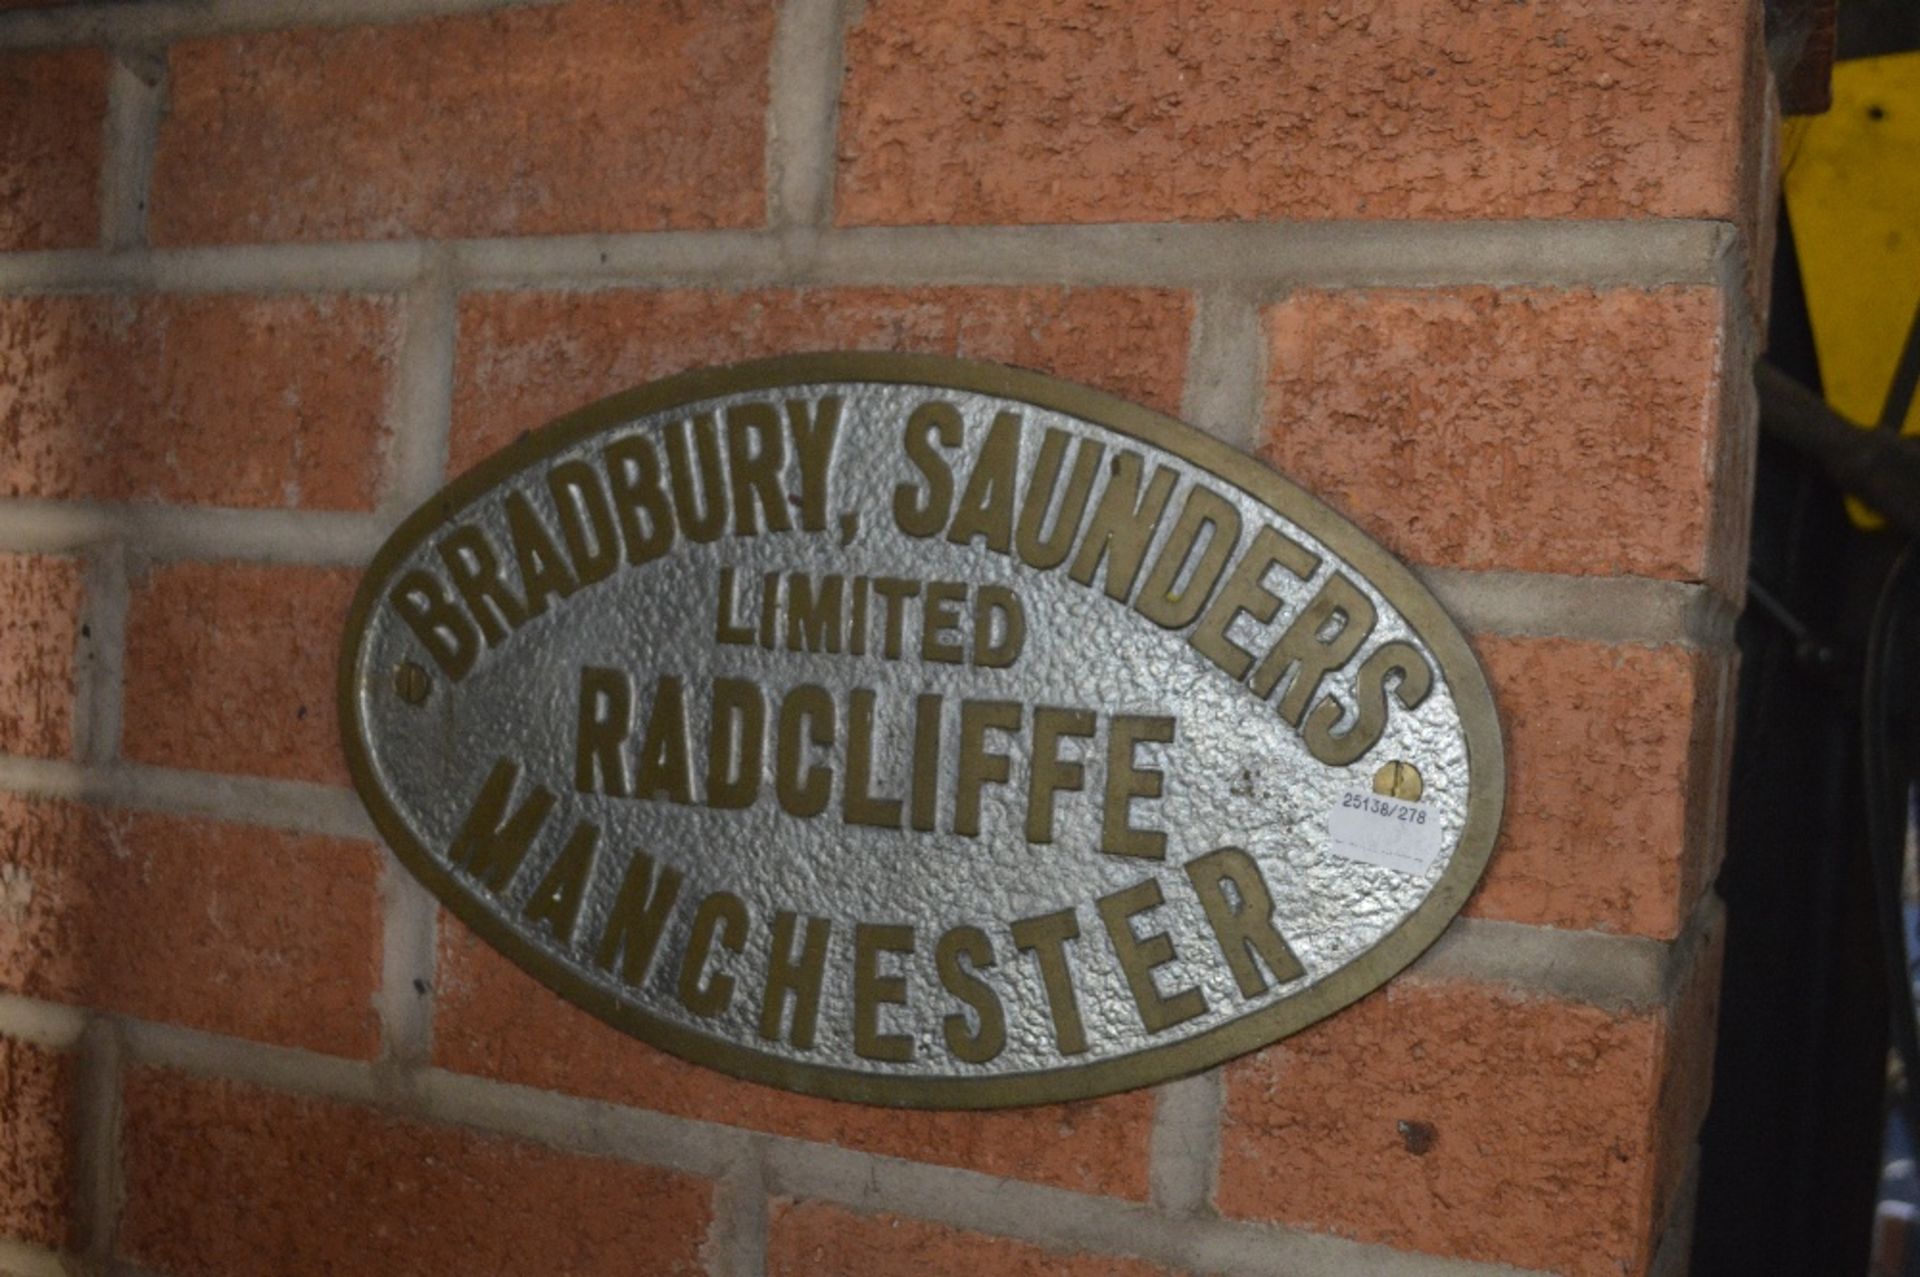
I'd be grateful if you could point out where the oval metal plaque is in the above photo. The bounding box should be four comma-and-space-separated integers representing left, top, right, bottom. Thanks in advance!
341, 353, 1503, 1108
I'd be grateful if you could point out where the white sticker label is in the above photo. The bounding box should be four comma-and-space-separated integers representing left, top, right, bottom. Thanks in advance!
1327, 791, 1447, 876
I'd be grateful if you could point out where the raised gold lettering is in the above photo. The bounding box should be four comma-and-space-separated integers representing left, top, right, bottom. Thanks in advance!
522, 821, 599, 947
438, 524, 525, 645
759, 571, 779, 648
921, 581, 966, 664
848, 575, 870, 656
873, 577, 920, 659
910, 692, 942, 833
449, 758, 552, 892
946, 411, 1021, 553
1135, 485, 1240, 630
775, 684, 834, 817
545, 459, 620, 587
503, 489, 578, 619
760, 911, 831, 1049
593, 849, 683, 987
853, 922, 915, 1062
390, 569, 477, 681
706, 678, 764, 809
973, 584, 1025, 668
715, 567, 755, 645
1185, 846, 1304, 996
1101, 715, 1174, 860
936, 925, 1005, 1064
1010, 909, 1088, 1056
574, 666, 632, 796
633, 676, 694, 804
602, 435, 674, 565
894, 401, 962, 537
664, 414, 727, 543
954, 700, 1020, 837
787, 396, 841, 533
844, 688, 903, 828
1250, 573, 1378, 725
786, 573, 844, 654
724, 401, 792, 536
1097, 877, 1205, 1033
1016, 430, 1101, 570
678, 891, 747, 1018
1068, 452, 1179, 602
1302, 640, 1433, 766
1027, 707, 1094, 845
1189, 526, 1318, 680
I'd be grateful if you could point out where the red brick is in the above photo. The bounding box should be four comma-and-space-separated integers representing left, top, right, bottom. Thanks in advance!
0, 796, 381, 1056
0, 49, 105, 250
0, 553, 82, 760
0, 294, 400, 511
1705, 315, 1756, 599
1465, 638, 1722, 940
1217, 964, 1721, 1277
122, 562, 356, 786
769, 1202, 1179, 1277
0, 1036, 75, 1251
1259, 287, 1726, 581
1732, 2, 1775, 319
838, 0, 1755, 227
119, 1068, 713, 1277
151, 0, 771, 245
1651, 915, 1726, 1227
435, 918, 1154, 1198
450, 286, 1192, 475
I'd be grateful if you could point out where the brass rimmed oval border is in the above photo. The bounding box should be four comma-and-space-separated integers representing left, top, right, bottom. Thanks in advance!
340, 352, 1505, 1109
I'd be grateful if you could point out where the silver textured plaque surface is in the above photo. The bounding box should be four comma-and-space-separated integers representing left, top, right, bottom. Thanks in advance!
340, 353, 1504, 1108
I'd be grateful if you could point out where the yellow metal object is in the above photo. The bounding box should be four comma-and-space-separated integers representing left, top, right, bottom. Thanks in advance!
392, 660, 431, 705
1371, 760, 1424, 801
1782, 51, 1920, 529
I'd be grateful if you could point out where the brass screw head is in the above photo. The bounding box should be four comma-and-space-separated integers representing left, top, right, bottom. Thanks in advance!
1371, 760, 1424, 801
394, 661, 431, 706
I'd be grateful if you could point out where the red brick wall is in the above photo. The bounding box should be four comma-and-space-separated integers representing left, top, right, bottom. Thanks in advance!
0, 1, 1769, 1275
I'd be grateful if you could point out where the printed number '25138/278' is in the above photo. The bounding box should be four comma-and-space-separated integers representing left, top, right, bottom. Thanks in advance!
1340, 793, 1429, 824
